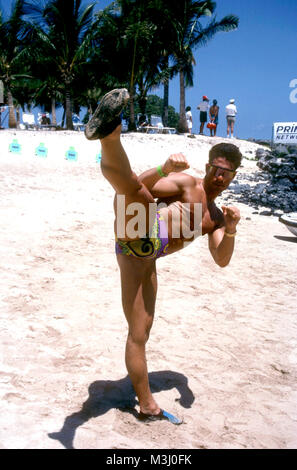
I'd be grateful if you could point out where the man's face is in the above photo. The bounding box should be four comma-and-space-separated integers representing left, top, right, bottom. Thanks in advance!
205, 157, 236, 193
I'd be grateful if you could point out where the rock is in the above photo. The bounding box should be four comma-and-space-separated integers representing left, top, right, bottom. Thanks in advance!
273, 211, 284, 217
259, 210, 273, 216
223, 142, 297, 213
254, 183, 266, 195
273, 145, 289, 156
276, 178, 293, 188
287, 146, 297, 154
256, 148, 269, 159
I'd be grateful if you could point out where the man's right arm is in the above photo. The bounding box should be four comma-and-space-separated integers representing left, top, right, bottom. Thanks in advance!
150, 172, 195, 198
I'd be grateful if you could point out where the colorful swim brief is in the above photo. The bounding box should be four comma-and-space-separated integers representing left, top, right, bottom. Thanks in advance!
115, 211, 169, 259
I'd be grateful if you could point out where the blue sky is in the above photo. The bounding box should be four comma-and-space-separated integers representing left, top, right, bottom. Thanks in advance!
1, 0, 297, 139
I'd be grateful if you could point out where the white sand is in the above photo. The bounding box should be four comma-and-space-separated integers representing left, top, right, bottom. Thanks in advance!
0, 129, 296, 449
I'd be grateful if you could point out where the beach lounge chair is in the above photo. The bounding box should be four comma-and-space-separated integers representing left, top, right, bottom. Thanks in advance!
151, 115, 176, 134
139, 115, 163, 134
22, 113, 38, 130
72, 114, 85, 131
140, 114, 176, 134
37, 112, 58, 130
151, 115, 163, 129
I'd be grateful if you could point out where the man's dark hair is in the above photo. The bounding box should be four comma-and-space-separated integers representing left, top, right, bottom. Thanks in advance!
209, 143, 242, 170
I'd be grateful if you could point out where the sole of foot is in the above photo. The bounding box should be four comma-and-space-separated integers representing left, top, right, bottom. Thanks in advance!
85, 88, 130, 140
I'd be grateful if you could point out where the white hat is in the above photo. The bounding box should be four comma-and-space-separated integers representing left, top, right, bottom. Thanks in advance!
229, 98, 235, 103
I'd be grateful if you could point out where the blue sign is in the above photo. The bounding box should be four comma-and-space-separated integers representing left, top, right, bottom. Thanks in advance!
35, 142, 48, 157
65, 146, 78, 161
9, 139, 21, 154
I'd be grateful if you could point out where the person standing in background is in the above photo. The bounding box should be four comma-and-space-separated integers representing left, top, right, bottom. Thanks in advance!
226, 99, 237, 139
209, 100, 219, 137
197, 95, 209, 135
185, 106, 193, 134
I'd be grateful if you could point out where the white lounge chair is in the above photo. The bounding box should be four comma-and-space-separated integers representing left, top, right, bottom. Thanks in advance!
140, 114, 176, 134
72, 114, 85, 131
22, 113, 38, 130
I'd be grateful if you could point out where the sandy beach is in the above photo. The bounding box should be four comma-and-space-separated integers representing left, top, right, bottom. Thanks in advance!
0, 129, 296, 449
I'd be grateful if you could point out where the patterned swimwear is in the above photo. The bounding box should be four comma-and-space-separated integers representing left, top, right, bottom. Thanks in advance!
115, 211, 169, 259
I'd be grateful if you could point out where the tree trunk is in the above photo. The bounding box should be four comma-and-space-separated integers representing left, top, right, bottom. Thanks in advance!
128, 7, 140, 133
0, 80, 4, 105
7, 90, 17, 129
128, 83, 136, 131
51, 97, 57, 125
65, 89, 74, 130
162, 80, 169, 127
61, 107, 65, 128
138, 93, 147, 116
162, 55, 169, 127
16, 105, 21, 128
177, 71, 188, 133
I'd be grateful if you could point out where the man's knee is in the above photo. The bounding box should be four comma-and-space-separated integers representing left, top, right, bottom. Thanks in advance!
128, 324, 152, 346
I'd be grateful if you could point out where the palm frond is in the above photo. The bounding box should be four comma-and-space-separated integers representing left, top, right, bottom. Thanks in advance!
192, 14, 239, 48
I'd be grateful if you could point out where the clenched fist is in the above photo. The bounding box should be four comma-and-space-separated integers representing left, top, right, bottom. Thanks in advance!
222, 206, 241, 233
163, 153, 190, 175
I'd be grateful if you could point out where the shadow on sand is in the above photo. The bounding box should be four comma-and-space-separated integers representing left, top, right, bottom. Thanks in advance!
274, 235, 297, 243
48, 370, 194, 449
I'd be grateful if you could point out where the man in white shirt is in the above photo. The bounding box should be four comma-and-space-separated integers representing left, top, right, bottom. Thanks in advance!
225, 99, 237, 138
185, 106, 193, 134
197, 95, 209, 135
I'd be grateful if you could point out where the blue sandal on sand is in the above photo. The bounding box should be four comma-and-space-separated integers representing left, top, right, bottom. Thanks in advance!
138, 409, 183, 425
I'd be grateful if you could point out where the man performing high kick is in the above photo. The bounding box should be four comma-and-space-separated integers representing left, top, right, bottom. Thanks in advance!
85, 89, 242, 425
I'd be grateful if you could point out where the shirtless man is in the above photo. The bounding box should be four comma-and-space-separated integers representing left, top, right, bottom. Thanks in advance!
85, 89, 242, 425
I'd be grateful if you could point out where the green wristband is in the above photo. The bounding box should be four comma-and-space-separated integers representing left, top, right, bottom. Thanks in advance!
157, 165, 167, 177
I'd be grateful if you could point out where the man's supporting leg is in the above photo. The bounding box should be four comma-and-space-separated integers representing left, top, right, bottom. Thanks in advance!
117, 254, 160, 415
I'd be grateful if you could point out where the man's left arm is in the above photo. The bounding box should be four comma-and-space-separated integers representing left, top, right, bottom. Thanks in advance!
208, 206, 240, 267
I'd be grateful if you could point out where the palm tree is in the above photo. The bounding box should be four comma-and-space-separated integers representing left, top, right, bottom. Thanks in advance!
109, 1, 238, 132
0, 0, 33, 128
168, 1, 239, 133
31, 75, 64, 126
25, 0, 96, 130
91, 0, 158, 130
110, 0, 178, 129
142, 0, 179, 127
114, 0, 152, 130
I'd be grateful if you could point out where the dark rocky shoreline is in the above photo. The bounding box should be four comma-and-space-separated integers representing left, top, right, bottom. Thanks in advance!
220, 143, 297, 216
